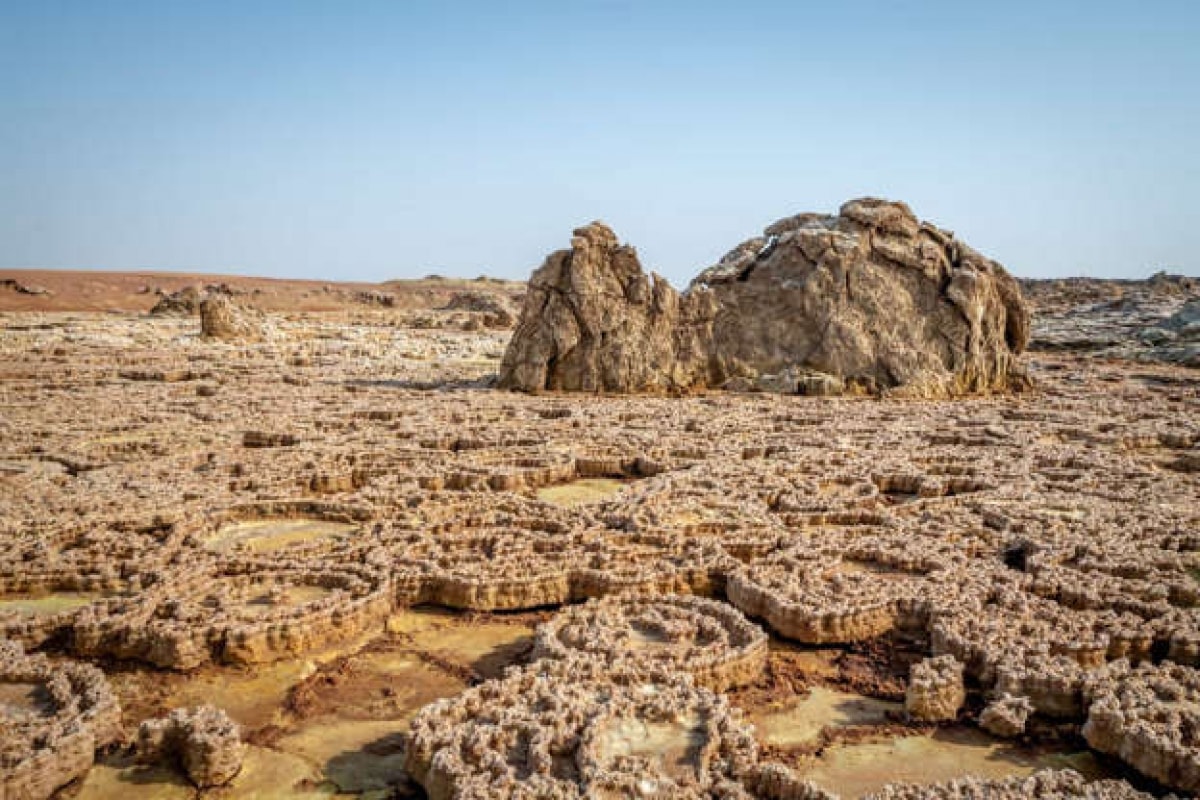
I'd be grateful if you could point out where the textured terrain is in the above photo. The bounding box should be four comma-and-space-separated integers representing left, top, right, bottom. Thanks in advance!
0, 269, 1197, 799
501, 199, 1031, 397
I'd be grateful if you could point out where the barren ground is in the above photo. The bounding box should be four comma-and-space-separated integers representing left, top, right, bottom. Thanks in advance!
1, 271, 1196, 799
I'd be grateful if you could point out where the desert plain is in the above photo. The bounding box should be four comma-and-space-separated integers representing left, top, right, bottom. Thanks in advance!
1, 201, 1198, 800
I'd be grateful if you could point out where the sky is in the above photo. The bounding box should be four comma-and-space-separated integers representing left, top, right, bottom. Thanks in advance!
1, 1, 1198, 285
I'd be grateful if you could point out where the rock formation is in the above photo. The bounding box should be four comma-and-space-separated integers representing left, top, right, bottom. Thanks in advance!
499, 199, 1031, 397
199, 294, 263, 341
149, 285, 207, 316
694, 198, 1031, 396
1082, 660, 1200, 793
137, 705, 245, 787
979, 693, 1034, 737
905, 655, 965, 722
498, 221, 717, 393
1023, 271, 1200, 367
442, 290, 517, 328
863, 769, 1153, 799
0, 641, 121, 800
532, 593, 768, 691
405, 661, 761, 800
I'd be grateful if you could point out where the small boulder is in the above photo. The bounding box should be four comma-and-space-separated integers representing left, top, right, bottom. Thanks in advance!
979, 693, 1034, 738
905, 655, 966, 722
137, 705, 245, 788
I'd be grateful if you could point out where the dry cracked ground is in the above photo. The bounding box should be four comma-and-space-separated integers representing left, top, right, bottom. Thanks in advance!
0, 272, 1198, 799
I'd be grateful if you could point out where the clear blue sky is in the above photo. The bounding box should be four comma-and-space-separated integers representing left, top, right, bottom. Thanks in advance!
2, 1, 1197, 284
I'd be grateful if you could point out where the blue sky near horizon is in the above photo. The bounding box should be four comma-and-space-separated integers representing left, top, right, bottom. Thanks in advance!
1, 1, 1198, 285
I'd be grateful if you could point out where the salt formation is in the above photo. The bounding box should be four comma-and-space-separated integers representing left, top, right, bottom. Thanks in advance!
136, 705, 245, 787
863, 768, 1154, 799
149, 284, 207, 315
1082, 660, 1200, 793
1, 281, 1198, 798
0, 641, 121, 800
405, 661, 761, 799
905, 655, 966, 722
724, 531, 968, 644
979, 693, 1034, 738
442, 290, 517, 328
532, 594, 768, 691
199, 293, 263, 341
500, 198, 1031, 396
72, 559, 393, 668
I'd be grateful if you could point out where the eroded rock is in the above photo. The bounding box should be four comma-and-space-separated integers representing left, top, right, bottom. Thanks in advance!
501, 199, 1031, 397
199, 294, 264, 341
498, 221, 716, 393
137, 705, 245, 787
905, 655, 965, 722
979, 693, 1034, 738
532, 593, 768, 691
0, 640, 121, 800
1082, 660, 1200, 793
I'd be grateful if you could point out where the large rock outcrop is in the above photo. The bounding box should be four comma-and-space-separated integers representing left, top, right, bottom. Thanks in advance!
499, 199, 1031, 397
497, 221, 716, 392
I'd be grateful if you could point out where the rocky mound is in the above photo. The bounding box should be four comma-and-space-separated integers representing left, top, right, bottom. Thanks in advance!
499, 199, 1030, 397
498, 221, 716, 392
149, 285, 208, 315
199, 294, 264, 341
1023, 271, 1200, 366
405, 661, 763, 799
441, 290, 517, 328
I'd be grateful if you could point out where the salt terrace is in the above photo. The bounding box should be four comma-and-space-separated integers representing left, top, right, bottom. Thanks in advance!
0, 289, 1198, 799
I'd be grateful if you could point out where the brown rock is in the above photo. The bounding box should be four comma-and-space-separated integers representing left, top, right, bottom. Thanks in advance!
199, 294, 263, 341
905, 655, 966, 721
498, 221, 717, 393
979, 693, 1034, 738
149, 285, 206, 316
694, 198, 1031, 397
500, 199, 1031, 397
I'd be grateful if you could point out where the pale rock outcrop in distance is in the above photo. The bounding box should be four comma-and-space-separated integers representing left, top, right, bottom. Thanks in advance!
199, 294, 264, 341
499, 198, 1031, 397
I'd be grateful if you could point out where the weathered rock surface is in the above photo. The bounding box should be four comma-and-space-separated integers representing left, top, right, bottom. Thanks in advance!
405, 661, 761, 799
0, 640, 121, 800
149, 285, 207, 316
979, 693, 1034, 738
498, 221, 716, 392
905, 655, 966, 721
137, 705, 245, 787
694, 198, 1030, 397
442, 290, 517, 328
863, 768, 1154, 799
500, 199, 1031, 396
199, 294, 264, 341
1023, 272, 1200, 367
532, 593, 768, 691
1082, 660, 1200, 793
